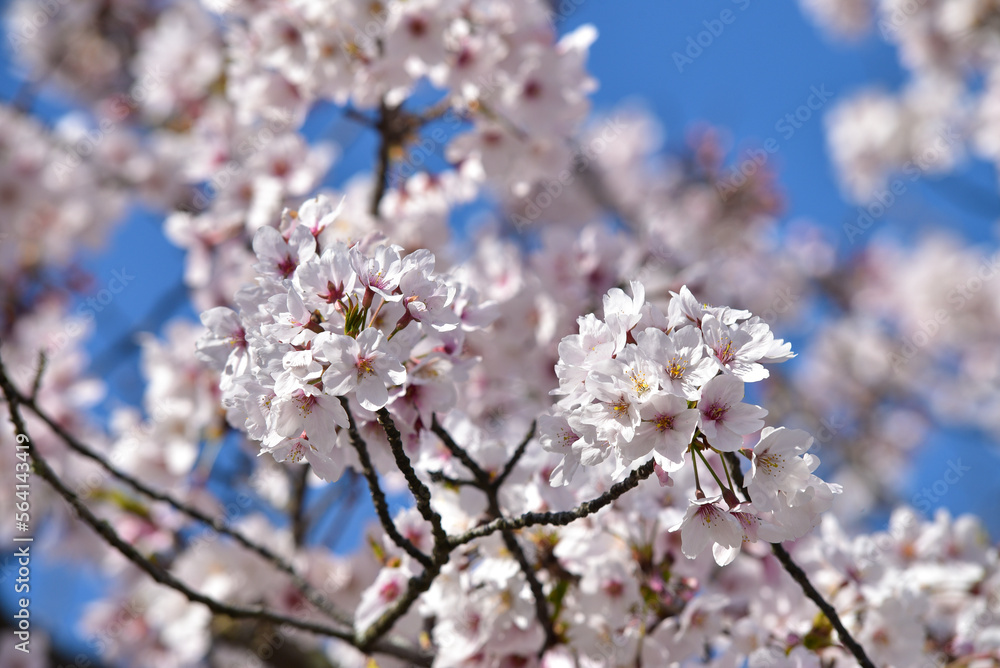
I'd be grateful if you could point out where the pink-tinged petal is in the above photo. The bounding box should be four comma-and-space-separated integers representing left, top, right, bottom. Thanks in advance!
722, 401, 768, 434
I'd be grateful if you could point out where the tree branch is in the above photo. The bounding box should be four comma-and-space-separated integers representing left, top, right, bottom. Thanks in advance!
290, 465, 311, 547
770, 543, 876, 668
29, 350, 45, 401
7, 375, 353, 628
450, 458, 657, 547
376, 408, 450, 562
339, 397, 434, 569
495, 420, 536, 490
722, 451, 876, 668
430, 416, 556, 650
356, 560, 441, 651
430, 413, 489, 482
0, 359, 432, 667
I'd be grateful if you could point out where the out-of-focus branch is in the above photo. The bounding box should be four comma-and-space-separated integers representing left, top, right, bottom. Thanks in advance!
0, 356, 432, 667
370, 98, 392, 218
28, 351, 45, 401
6, 373, 352, 627
368, 99, 426, 218
290, 465, 310, 548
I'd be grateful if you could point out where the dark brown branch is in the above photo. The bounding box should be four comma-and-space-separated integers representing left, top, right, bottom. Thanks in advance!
290, 465, 310, 547
8, 377, 352, 628
0, 360, 431, 667
430, 415, 556, 649
722, 451, 876, 668
430, 413, 489, 482
494, 420, 536, 489
450, 458, 658, 547
427, 470, 479, 487
771, 543, 876, 668
29, 351, 46, 401
376, 408, 450, 561
339, 398, 433, 569
370, 98, 392, 218
356, 560, 442, 650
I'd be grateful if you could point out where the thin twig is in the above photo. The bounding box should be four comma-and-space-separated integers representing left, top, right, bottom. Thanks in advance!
430, 413, 489, 482
450, 459, 658, 547
497, 522, 557, 652
771, 543, 876, 668
29, 350, 46, 401
494, 420, 536, 490
340, 398, 433, 569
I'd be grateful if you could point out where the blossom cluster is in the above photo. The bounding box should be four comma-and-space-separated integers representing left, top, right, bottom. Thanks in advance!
541, 283, 841, 564
197, 194, 496, 481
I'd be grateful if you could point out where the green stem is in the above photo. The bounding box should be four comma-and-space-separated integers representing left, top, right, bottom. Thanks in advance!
693, 446, 727, 493
690, 443, 704, 498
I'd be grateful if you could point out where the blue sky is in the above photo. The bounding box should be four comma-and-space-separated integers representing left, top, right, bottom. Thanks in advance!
4, 0, 1000, 657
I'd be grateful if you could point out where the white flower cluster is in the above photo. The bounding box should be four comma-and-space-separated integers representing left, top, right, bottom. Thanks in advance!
197, 194, 496, 481
541, 282, 841, 564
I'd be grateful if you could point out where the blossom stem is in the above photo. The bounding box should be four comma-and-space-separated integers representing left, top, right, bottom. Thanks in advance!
690, 444, 705, 499
719, 447, 735, 491
693, 445, 727, 493
368, 297, 386, 328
